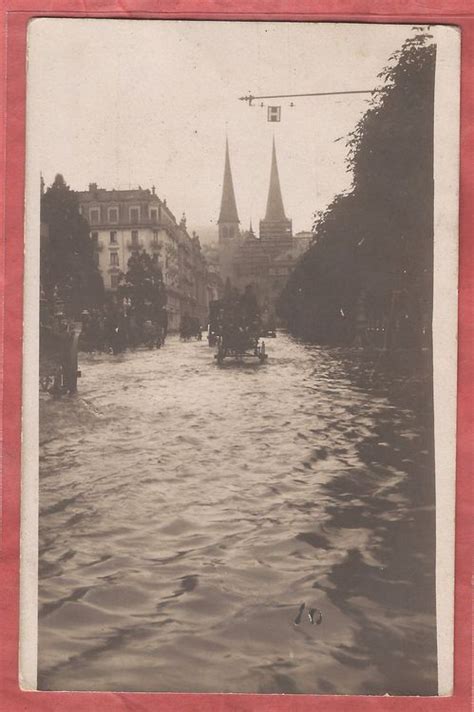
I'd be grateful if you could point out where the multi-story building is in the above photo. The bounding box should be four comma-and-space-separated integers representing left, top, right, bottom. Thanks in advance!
77, 184, 212, 330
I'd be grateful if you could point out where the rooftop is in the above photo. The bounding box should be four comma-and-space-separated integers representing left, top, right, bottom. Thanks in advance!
77, 184, 161, 203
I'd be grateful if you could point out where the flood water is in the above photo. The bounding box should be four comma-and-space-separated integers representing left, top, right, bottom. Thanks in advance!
38, 333, 437, 694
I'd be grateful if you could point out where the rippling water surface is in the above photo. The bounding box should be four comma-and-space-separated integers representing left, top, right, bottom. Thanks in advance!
38, 334, 437, 694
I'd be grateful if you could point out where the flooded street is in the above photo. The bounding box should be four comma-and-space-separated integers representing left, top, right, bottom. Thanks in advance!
38, 333, 437, 694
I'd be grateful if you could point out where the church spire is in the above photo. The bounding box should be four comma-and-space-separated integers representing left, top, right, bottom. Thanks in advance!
218, 138, 240, 224
264, 137, 287, 222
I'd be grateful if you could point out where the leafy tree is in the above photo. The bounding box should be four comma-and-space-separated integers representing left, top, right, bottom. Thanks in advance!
41, 174, 104, 315
118, 251, 166, 318
278, 31, 436, 348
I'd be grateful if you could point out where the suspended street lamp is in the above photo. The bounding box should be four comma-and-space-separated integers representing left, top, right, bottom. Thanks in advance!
239, 89, 374, 121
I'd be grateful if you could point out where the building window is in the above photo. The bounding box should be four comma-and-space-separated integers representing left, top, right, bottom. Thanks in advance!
130, 207, 140, 224
90, 208, 100, 225
110, 274, 119, 289
110, 231, 117, 244
108, 207, 119, 223
150, 208, 158, 223
110, 252, 119, 266
91, 231, 98, 244
131, 230, 139, 246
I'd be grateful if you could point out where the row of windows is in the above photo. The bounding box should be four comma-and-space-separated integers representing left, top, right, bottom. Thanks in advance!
88, 206, 160, 225
108, 252, 170, 268
91, 230, 161, 246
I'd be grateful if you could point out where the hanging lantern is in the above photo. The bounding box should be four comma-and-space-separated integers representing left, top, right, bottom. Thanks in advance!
267, 106, 281, 122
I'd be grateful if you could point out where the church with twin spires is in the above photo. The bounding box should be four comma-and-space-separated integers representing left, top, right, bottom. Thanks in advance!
217, 138, 311, 310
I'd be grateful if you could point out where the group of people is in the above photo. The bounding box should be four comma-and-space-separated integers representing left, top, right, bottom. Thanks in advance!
40, 285, 270, 395
179, 314, 202, 341
209, 285, 262, 343
78, 302, 169, 353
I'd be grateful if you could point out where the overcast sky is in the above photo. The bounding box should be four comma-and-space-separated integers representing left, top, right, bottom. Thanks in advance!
27, 20, 418, 238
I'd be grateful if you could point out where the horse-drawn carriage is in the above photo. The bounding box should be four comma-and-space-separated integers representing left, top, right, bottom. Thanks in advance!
209, 292, 268, 365
215, 325, 267, 364
180, 314, 202, 341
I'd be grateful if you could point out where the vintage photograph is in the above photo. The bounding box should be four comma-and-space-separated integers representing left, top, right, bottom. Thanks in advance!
22, 19, 458, 695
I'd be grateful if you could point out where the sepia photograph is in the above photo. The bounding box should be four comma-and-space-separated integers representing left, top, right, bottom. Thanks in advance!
20, 19, 459, 696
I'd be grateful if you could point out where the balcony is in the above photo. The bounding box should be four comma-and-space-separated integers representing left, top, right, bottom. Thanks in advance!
127, 240, 144, 250
88, 216, 179, 233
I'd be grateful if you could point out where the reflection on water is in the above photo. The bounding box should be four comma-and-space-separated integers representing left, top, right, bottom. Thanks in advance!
38, 334, 437, 694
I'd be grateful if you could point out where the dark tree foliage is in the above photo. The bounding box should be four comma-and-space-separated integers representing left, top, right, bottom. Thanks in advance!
41, 174, 104, 315
118, 251, 167, 316
277, 32, 436, 348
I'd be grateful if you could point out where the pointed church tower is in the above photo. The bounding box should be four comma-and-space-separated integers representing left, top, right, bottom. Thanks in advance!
259, 138, 292, 242
218, 139, 240, 281
218, 138, 240, 243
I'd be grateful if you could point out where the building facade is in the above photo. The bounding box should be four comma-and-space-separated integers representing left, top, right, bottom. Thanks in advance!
217, 140, 313, 310
77, 184, 214, 331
